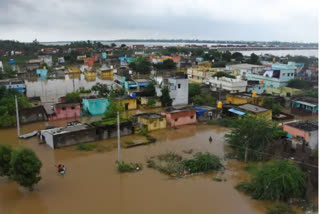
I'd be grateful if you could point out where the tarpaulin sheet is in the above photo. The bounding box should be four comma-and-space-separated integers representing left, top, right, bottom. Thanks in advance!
194, 107, 207, 117
228, 108, 246, 115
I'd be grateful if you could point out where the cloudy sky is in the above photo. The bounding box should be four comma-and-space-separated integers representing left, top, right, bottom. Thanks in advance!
0, 0, 318, 42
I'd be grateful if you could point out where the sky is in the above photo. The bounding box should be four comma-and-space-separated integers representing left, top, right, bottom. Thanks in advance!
0, 0, 318, 42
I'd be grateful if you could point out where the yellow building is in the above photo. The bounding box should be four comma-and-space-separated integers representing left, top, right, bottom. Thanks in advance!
98, 67, 114, 80
84, 70, 96, 81
136, 113, 167, 131
265, 87, 302, 97
140, 97, 162, 107
187, 63, 225, 83
238, 104, 272, 120
68, 66, 81, 73
114, 98, 137, 110
226, 93, 263, 106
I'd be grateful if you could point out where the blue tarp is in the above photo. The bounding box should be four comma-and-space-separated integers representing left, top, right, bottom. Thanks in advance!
228, 108, 246, 115
194, 107, 207, 118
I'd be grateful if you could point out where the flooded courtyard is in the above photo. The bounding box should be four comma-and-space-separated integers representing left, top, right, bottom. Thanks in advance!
0, 120, 274, 214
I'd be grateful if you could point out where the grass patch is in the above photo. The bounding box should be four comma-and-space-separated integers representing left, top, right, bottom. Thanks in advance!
77, 143, 97, 151
116, 161, 142, 173
147, 152, 223, 177
243, 162, 260, 176
266, 203, 295, 214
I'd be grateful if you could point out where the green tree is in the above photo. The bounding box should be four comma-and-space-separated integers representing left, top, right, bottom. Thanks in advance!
0, 88, 31, 127
129, 57, 151, 74
212, 71, 235, 79
65, 92, 81, 103
222, 51, 232, 62
147, 98, 156, 107
237, 160, 307, 201
249, 53, 261, 65
0, 144, 13, 177
193, 95, 216, 107
154, 59, 176, 70
231, 52, 243, 62
91, 83, 110, 97
189, 83, 201, 102
262, 97, 282, 115
143, 80, 156, 97
160, 88, 172, 107
225, 116, 274, 162
287, 79, 310, 89
211, 61, 226, 68
10, 148, 42, 191
103, 100, 125, 120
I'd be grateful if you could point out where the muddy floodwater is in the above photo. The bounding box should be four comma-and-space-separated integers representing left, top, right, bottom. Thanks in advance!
1, 121, 273, 214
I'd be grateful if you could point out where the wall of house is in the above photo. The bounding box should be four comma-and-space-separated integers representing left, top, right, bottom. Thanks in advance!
168, 78, 189, 106
19, 106, 48, 124
51, 104, 81, 120
165, 111, 197, 127
197, 110, 222, 122
138, 117, 167, 131
247, 84, 265, 94
282, 125, 310, 142
226, 94, 263, 106
95, 122, 134, 140
100, 70, 113, 80
53, 128, 97, 148
82, 99, 109, 116
116, 99, 137, 110
41, 130, 55, 149
265, 87, 302, 97
309, 130, 318, 150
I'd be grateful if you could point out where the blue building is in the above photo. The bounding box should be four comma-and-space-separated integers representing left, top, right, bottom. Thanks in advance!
246, 63, 295, 88
82, 98, 109, 116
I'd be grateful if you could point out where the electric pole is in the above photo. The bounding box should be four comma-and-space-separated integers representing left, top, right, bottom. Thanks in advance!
15, 95, 21, 137
117, 111, 121, 162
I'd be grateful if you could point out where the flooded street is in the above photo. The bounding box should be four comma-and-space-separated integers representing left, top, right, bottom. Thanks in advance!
1, 122, 269, 214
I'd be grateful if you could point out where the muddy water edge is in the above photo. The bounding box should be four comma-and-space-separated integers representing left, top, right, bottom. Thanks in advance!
0, 121, 287, 214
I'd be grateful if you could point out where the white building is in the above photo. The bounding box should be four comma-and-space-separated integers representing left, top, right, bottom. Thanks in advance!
206, 76, 247, 93
156, 76, 189, 106
38, 55, 53, 67
226, 63, 266, 79
0, 61, 3, 72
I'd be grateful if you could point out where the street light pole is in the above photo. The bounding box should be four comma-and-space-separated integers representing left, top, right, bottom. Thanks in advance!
117, 111, 121, 162
15, 95, 21, 137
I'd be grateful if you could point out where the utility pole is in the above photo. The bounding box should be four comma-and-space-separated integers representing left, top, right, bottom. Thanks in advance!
15, 95, 21, 137
117, 111, 121, 162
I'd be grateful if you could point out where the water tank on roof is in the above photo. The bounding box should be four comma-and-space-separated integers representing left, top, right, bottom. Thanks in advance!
131, 93, 136, 98
260, 80, 264, 84
252, 91, 257, 98
217, 101, 222, 109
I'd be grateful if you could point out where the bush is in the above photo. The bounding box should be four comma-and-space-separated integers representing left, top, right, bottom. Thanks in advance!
116, 161, 142, 173
266, 203, 295, 214
183, 152, 222, 173
77, 143, 97, 151
0, 144, 13, 176
237, 160, 307, 201
9, 148, 42, 191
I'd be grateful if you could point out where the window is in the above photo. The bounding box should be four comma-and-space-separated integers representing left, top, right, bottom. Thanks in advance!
62, 107, 66, 110
175, 118, 178, 122
178, 84, 181, 89
208, 112, 213, 116
282, 73, 285, 76
258, 87, 261, 89
291, 73, 294, 76
190, 115, 194, 119
287, 73, 290, 76
71, 106, 75, 110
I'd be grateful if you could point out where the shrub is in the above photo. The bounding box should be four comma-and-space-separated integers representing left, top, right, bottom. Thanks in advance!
117, 161, 142, 173
0, 144, 13, 177
77, 143, 97, 151
183, 152, 222, 173
266, 203, 295, 214
236, 160, 307, 201
9, 148, 42, 191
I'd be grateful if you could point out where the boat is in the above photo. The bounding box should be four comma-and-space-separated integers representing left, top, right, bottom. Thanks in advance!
19, 130, 38, 139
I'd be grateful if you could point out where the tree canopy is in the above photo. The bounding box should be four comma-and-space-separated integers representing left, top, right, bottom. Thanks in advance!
154, 59, 176, 70
225, 116, 275, 162
0, 144, 13, 177
9, 148, 42, 191
188, 83, 201, 102
237, 160, 307, 201
160, 87, 172, 107
129, 57, 151, 74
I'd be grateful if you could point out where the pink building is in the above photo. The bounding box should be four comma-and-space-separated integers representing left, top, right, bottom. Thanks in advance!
162, 107, 197, 127
49, 103, 81, 120
282, 121, 318, 150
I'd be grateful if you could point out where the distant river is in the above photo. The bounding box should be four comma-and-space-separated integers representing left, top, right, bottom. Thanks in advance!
234, 49, 318, 58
